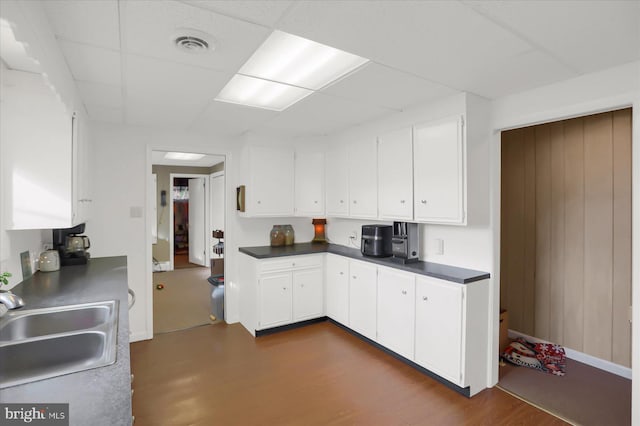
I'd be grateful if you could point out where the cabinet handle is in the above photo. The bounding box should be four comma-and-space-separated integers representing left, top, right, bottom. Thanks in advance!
340, 200, 344, 204
353, 200, 357, 204
301, 284, 305, 288
339, 272, 344, 275
283, 287, 287, 291
314, 200, 318, 204
352, 276, 357, 279
402, 290, 407, 295
257, 200, 261, 204
423, 296, 428, 301
292, 263, 296, 267
400, 200, 405, 204
421, 200, 427, 204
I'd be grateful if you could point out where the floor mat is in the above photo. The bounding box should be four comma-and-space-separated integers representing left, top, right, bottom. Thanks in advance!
498, 358, 631, 426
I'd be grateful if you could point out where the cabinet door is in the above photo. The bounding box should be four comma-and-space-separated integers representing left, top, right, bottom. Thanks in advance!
413, 116, 465, 224
248, 146, 294, 216
414, 276, 463, 384
293, 268, 324, 321
377, 267, 415, 360
325, 254, 349, 325
348, 260, 378, 340
295, 151, 325, 216
348, 139, 378, 219
325, 147, 349, 216
378, 127, 413, 220
258, 272, 292, 329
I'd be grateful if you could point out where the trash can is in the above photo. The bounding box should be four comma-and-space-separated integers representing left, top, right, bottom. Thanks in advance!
211, 285, 224, 321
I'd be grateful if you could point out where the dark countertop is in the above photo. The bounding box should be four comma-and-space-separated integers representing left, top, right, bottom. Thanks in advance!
0, 257, 132, 426
239, 243, 490, 284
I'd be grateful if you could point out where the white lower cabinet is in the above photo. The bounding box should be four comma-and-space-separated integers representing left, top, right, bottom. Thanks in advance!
325, 254, 349, 325
415, 276, 463, 383
240, 254, 324, 333
348, 260, 378, 341
258, 272, 293, 329
377, 267, 415, 360
292, 269, 324, 321
414, 275, 489, 395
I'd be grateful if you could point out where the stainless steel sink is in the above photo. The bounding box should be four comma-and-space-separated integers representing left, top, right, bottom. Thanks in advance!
0, 300, 119, 389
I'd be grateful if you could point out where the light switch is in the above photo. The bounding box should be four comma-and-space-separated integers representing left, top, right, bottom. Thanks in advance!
130, 206, 143, 218
431, 238, 444, 255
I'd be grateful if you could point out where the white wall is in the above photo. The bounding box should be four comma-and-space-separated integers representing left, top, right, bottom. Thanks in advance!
489, 61, 640, 424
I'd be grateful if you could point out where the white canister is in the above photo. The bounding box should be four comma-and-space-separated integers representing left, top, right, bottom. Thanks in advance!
39, 250, 60, 272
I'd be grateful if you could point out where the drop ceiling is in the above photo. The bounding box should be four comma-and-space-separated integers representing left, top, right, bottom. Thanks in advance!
15, 1, 640, 138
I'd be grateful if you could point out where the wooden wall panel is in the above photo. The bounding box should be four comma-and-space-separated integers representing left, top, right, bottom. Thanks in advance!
500, 108, 632, 367
549, 122, 565, 344
522, 129, 537, 336
534, 124, 552, 340
612, 108, 632, 366
583, 112, 614, 361
563, 117, 585, 352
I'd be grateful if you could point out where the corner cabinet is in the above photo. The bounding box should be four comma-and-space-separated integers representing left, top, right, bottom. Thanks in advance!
413, 116, 465, 224
241, 146, 295, 217
239, 253, 324, 334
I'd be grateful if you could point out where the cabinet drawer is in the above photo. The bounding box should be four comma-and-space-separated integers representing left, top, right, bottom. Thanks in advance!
259, 255, 323, 273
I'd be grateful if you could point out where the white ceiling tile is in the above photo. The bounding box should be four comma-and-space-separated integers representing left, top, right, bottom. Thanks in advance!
76, 81, 122, 109
124, 54, 229, 128
43, 0, 120, 49
180, 0, 294, 27
84, 104, 123, 124
463, 0, 640, 75
121, 0, 270, 72
322, 62, 459, 110
59, 41, 121, 86
151, 150, 224, 167
263, 92, 390, 136
191, 100, 279, 136
279, 1, 533, 96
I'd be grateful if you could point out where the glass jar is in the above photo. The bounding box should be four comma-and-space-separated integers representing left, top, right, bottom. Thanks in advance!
283, 225, 295, 246
270, 225, 285, 247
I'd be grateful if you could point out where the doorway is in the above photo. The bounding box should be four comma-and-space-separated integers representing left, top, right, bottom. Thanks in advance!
498, 108, 632, 425
150, 151, 225, 334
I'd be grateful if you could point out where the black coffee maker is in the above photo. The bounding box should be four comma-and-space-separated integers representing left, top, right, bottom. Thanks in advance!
53, 223, 91, 266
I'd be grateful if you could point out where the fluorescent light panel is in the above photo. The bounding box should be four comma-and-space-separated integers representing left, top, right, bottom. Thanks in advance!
215, 74, 313, 111
164, 152, 205, 161
215, 30, 369, 111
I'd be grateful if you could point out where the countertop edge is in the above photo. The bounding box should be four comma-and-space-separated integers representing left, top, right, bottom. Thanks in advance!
239, 243, 490, 284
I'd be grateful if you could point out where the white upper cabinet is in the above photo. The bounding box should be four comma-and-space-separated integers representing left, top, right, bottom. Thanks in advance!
378, 127, 413, 221
294, 151, 325, 217
348, 138, 378, 219
325, 146, 350, 217
413, 116, 465, 224
1, 70, 88, 230
243, 146, 295, 217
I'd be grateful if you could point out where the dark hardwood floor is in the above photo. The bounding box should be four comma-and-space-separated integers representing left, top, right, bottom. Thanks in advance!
130, 322, 567, 425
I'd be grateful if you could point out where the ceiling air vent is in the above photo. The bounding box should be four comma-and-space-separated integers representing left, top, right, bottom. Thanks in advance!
172, 29, 214, 54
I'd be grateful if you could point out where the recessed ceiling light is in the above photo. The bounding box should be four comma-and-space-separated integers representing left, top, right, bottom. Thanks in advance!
215, 74, 313, 111
164, 152, 206, 161
214, 30, 368, 111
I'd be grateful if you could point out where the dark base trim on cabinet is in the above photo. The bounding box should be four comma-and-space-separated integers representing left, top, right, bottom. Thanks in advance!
327, 319, 471, 398
255, 317, 329, 337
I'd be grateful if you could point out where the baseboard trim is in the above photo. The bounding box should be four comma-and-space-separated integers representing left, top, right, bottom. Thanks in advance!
255, 317, 328, 337
507, 329, 632, 380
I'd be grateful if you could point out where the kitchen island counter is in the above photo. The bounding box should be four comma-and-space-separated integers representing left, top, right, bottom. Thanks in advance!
0, 256, 132, 426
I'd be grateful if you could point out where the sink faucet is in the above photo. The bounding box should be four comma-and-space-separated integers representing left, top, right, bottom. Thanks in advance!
0, 291, 25, 317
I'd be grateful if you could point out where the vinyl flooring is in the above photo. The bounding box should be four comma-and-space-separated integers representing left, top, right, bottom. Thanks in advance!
130, 321, 567, 426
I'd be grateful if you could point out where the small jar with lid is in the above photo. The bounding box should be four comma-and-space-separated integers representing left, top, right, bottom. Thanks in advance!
270, 225, 285, 247
283, 225, 295, 246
